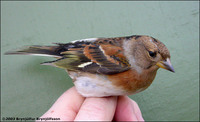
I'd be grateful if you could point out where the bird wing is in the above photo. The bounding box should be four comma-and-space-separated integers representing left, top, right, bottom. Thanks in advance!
42, 39, 131, 75
81, 43, 130, 74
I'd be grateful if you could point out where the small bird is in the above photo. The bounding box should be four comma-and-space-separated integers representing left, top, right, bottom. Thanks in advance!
5, 35, 175, 97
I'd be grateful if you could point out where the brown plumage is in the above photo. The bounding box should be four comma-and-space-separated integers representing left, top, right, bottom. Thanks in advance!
5, 35, 175, 97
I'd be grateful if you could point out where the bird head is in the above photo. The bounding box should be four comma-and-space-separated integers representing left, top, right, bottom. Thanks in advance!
124, 36, 175, 73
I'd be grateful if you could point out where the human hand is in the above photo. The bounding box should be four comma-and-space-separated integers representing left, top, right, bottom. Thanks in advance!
39, 87, 144, 121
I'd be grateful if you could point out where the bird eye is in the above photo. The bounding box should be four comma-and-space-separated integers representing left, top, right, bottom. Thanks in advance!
148, 51, 156, 58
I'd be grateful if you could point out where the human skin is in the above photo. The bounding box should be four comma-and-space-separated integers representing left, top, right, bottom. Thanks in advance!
39, 87, 144, 121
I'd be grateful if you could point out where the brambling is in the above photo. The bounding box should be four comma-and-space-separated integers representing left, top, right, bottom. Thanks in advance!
5, 35, 175, 97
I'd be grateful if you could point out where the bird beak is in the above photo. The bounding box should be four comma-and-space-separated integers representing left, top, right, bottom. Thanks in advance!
156, 58, 175, 72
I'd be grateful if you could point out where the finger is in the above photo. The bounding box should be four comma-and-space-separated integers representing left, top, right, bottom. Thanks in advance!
130, 98, 144, 121
114, 96, 143, 121
114, 96, 137, 121
74, 96, 117, 121
40, 87, 85, 121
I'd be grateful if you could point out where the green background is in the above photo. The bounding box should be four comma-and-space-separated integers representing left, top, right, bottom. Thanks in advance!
1, 1, 199, 121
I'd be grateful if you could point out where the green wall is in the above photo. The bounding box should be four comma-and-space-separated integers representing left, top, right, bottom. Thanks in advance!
1, 1, 199, 121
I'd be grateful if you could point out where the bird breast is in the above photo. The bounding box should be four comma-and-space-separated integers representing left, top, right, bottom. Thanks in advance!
67, 68, 157, 97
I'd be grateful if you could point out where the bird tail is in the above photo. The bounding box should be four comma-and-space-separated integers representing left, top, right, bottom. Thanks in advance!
4, 45, 62, 58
